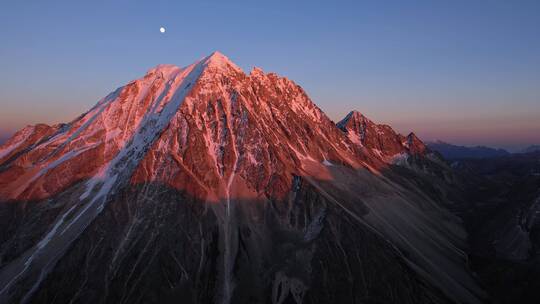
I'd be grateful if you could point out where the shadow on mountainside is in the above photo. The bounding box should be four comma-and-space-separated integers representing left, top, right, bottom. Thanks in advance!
0, 168, 465, 304
451, 152, 540, 304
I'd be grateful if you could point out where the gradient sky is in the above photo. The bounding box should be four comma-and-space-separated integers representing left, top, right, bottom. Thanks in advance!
1, 0, 539, 151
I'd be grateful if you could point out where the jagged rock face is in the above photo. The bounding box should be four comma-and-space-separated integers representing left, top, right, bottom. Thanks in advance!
337, 110, 427, 161
131, 55, 362, 203
406, 132, 428, 155
0, 124, 66, 165
0, 52, 482, 304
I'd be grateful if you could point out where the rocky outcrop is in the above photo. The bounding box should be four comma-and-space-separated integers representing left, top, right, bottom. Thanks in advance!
336, 111, 428, 162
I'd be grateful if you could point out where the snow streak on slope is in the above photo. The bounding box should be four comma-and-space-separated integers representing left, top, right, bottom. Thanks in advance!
0, 56, 207, 303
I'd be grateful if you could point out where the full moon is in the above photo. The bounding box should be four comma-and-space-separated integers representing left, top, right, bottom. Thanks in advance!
160, 27, 166, 33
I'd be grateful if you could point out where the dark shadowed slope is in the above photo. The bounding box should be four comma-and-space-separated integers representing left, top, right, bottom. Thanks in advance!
451, 152, 540, 303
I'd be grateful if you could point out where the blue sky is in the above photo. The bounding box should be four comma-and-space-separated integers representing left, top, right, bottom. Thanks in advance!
1, 0, 539, 150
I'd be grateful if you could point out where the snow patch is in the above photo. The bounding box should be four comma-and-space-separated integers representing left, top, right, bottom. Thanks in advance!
322, 159, 334, 166
392, 153, 409, 166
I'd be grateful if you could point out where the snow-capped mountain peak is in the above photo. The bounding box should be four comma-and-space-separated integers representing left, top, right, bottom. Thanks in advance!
0, 52, 482, 304
337, 110, 370, 128
201, 51, 243, 73
336, 110, 428, 160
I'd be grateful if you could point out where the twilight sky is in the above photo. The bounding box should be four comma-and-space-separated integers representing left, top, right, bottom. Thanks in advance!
1, 0, 539, 151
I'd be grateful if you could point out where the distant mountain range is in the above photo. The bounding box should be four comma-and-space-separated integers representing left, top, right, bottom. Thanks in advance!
522, 145, 540, 154
426, 141, 540, 159
426, 140, 510, 159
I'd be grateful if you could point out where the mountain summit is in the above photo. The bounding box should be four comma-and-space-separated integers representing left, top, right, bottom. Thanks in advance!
337, 110, 427, 160
0, 53, 482, 304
